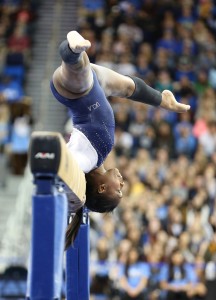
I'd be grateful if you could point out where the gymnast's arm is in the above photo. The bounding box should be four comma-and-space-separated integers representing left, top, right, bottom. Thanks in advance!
91, 63, 190, 113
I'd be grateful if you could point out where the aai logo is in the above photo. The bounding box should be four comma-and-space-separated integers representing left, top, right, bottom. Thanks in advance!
34, 152, 55, 159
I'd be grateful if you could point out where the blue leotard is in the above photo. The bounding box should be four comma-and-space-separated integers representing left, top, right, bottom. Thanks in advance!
50, 70, 115, 167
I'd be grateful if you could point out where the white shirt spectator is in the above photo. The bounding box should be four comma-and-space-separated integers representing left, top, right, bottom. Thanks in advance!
199, 128, 216, 156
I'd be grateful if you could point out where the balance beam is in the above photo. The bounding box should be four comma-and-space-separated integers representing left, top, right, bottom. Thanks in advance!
27, 131, 90, 300
29, 131, 86, 203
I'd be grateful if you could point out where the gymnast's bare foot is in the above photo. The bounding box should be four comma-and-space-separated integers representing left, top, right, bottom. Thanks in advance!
67, 31, 91, 53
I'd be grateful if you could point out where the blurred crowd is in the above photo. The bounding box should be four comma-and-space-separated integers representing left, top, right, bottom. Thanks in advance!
0, 0, 37, 183
73, 1, 216, 300
0, 0, 216, 299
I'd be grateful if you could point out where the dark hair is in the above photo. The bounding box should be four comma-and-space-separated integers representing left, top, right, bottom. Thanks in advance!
125, 247, 141, 278
64, 174, 121, 249
85, 175, 121, 212
168, 248, 185, 282
65, 208, 83, 250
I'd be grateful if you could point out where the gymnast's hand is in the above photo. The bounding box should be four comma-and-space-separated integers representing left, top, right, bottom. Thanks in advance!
67, 31, 91, 53
160, 90, 190, 113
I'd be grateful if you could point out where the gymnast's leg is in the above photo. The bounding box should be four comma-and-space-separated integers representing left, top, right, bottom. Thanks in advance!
53, 31, 190, 113
52, 31, 93, 97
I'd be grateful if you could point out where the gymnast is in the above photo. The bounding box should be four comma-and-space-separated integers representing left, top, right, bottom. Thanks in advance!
50, 31, 190, 247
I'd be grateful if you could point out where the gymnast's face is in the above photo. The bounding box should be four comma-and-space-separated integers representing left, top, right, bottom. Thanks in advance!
100, 168, 124, 199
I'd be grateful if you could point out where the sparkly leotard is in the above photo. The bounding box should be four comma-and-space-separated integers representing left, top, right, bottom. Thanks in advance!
50, 70, 115, 170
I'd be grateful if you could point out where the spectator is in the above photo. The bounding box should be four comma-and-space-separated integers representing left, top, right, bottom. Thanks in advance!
178, 232, 195, 263
198, 120, 216, 157
194, 69, 211, 96
146, 248, 164, 300
0, 75, 23, 102
79, 0, 105, 27
7, 26, 31, 54
90, 238, 114, 299
160, 248, 196, 300
9, 114, 31, 174
187, 255, 207, 300
155, 70, 173, 92
0, 102, 10, 149
0, 102, 10, 186
117, 17, 143, 46
154, 121, 175, 157
115, 53, 136, 76
119, 247, 149, 300
156, 29, 178, 56
174, 120, 197, 158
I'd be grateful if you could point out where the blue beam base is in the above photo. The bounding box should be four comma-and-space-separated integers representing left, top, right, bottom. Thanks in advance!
27, 184, 67, 300
66, 210, 90, 300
